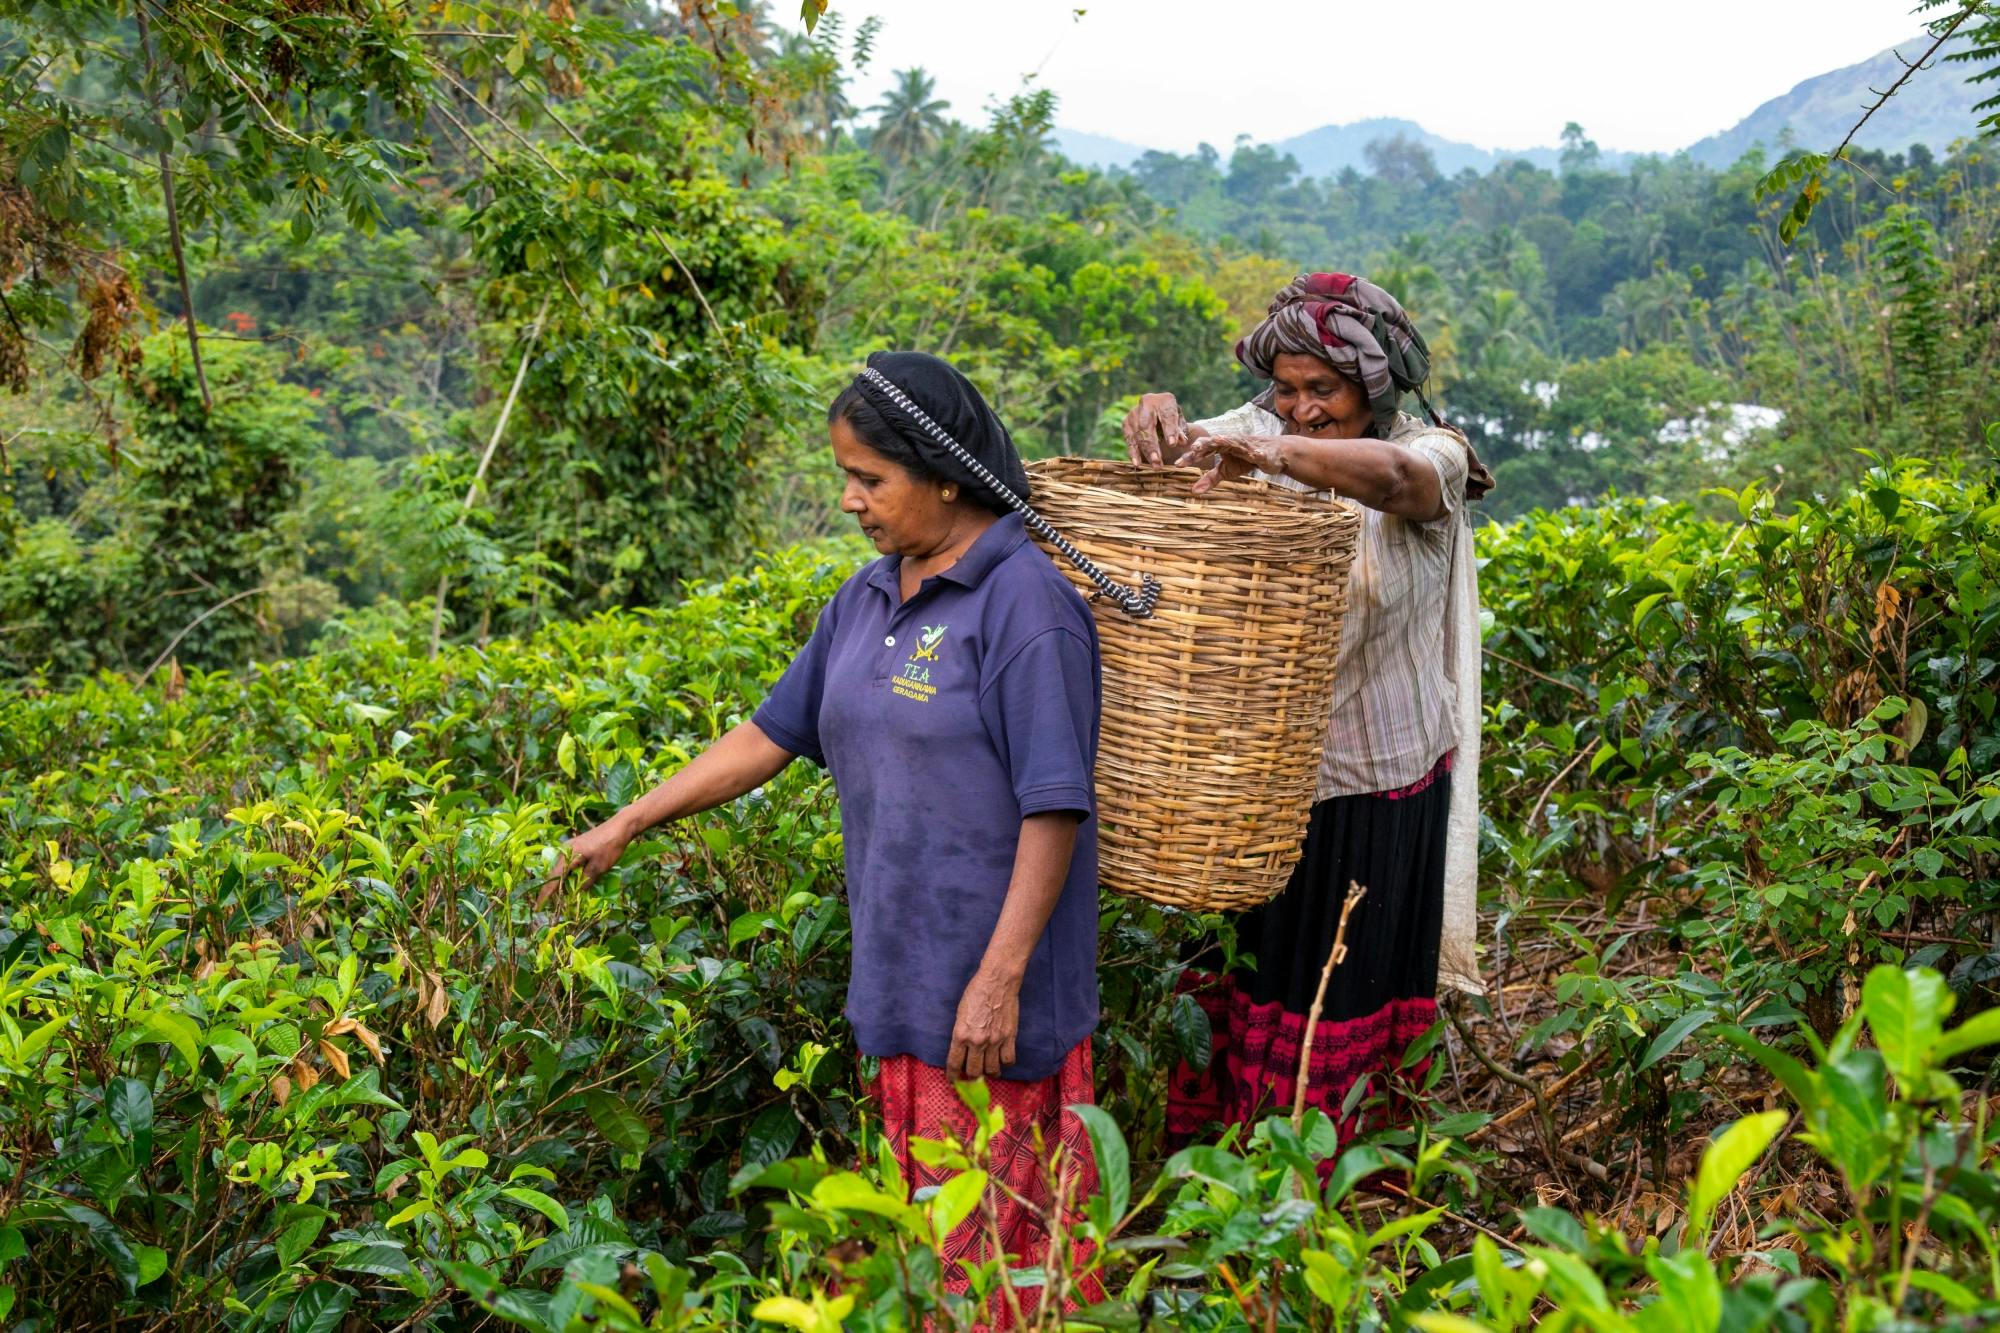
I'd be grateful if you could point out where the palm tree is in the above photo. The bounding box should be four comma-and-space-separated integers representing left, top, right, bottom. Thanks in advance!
1462, 286, 1532, 378
869, 68, 950, 165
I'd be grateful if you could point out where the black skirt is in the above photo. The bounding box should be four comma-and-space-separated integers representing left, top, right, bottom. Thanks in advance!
1166, 752, 1452, 1144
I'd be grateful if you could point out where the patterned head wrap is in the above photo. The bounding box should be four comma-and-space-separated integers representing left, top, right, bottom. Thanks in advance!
1235, 272, 1491, 500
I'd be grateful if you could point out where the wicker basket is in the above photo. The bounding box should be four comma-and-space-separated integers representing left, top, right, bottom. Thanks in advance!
1023, 459, 1360, 912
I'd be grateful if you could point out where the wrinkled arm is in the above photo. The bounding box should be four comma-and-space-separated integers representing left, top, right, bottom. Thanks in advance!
1178, 433, 1447, 519
1268, 436, 1446, 520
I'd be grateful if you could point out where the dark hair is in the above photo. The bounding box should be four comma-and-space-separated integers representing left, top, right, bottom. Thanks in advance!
827, 381, 942, 484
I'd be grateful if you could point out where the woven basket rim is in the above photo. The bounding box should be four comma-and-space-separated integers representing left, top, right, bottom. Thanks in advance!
1027, 457, 1340, 515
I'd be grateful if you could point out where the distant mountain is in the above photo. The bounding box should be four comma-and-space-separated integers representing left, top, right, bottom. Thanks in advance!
1684, 38, 1987, 166
1053, 37, 1988, 183
1272, 118, 1536, 178
1051, 127, 1152, 170
1053, 116, 1635, 179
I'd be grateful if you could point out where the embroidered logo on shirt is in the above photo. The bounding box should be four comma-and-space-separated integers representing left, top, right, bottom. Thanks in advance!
891, 623, 948, 703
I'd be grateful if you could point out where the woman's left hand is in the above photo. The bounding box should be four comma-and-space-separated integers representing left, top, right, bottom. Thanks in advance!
948, 970, 1021, 1079
1176, 433, 1286, 495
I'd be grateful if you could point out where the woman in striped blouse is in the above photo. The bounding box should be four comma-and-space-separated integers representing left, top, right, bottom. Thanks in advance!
1123, 272, 1492, 1154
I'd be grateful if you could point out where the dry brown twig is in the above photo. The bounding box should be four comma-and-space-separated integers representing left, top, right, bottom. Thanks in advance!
1292, 882, 1368, 1131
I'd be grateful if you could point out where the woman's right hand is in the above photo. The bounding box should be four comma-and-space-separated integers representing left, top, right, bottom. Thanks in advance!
538, 816, 632, 905
1123, 392, 1191, 465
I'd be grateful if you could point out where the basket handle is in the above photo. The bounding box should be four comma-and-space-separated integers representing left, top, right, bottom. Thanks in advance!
858, 368, 1161, 619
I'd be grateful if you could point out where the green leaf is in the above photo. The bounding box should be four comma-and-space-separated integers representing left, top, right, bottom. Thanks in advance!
1162, 1143, 1255, 1199
501, 1187, 571, 1232
63, 1204, 139, 1293
15, 1013, 70, 1062
1640, 1249, 1722, 1333
105, 1077, 153, 1143
0, 1286, 13, 1322
1323, 1144, 1390, 1208
1688, 1110, 1787, 1241
557, 732, 577, 779
385, 1200, 434, 1229
135, 1245, 168, 1288
810, 1172, 921, 1226
42, 916, 83, 957
1298, 1248, 1352, 1308
728, 911, 781, 947
1936, 1007, 2000, 1060
1639, 1009, 1715, 1072
518, 1215, 631, 1276
1068, 1103, 1130, 1220
1171, 991, 1212, 1070
740, 1103, 799, 1176
730, 1156, 833, 1197
1719, 1027, 1819, 1110
263, 1020, 303, 1060
605, 758, 637, 807
1471, 1234, 1511, 1324
1817, 1050, 1892, 1187
1517, 1207, 1588, 1253
275, 1207, 329, 1268
928, 1169, 987, 1239
1907, 1270, 1980, 1312
585, 1091, 650, 1155
0, 1226, 24, 1263
327, 1242, 411, 1277
752, 1295, 820, 1330
1862, 966, 1951, 1086
208, 1029, 259, 1073
441, 1259, 559, 1326
1410, 1313, 1493, 1333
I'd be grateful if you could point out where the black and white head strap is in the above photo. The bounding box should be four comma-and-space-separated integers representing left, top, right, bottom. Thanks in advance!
859, 367, 1160, 619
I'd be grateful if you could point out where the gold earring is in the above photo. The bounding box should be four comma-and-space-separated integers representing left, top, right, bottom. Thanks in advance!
941, 486, 957, 502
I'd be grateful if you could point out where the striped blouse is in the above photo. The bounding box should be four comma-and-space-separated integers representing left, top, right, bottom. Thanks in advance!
1192, 403, 1473, 799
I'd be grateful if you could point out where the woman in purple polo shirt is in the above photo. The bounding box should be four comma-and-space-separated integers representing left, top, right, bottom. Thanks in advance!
550, 351, 1104, 1308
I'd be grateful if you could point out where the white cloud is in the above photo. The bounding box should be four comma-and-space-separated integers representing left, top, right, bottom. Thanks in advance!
801, 0, 1931, 155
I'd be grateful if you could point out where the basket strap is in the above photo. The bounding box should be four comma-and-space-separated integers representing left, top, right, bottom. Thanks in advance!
858, 367, 1161, 619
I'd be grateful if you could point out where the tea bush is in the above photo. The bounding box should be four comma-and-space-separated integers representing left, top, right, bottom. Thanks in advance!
4, 458, 2000, 1329
1476, 457, 2000, 1118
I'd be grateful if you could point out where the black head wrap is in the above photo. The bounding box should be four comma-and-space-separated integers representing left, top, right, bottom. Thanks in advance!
829, 350, 1160, 618
831, 351, 1031, 514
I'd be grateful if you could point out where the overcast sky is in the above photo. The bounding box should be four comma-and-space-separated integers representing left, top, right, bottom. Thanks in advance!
787, 1, 1933, 154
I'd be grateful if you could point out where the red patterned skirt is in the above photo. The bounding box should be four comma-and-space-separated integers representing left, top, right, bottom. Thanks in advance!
1167, 753, 1452, 1155
867, 1039, 1104, 1327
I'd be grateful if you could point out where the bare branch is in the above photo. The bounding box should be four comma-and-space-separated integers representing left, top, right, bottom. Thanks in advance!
1830, 6, 1979, 168
136, 4, 210, 411
429, 292, 552, 658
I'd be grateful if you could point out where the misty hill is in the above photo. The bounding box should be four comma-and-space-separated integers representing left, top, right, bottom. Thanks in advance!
1684, 37, 1988, 166
1053, 36, 1989, 180
1053, 117, 1634, 177
1271, 117, 1633, 178
1050, 127, 1152, 170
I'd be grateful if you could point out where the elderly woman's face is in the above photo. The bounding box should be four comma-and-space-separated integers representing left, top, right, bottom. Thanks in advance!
1270, 352, 1372, 440
831, 415, 955, 556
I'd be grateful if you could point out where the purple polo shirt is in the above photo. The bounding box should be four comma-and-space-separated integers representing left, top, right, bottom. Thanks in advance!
752, 514, 1102, 1081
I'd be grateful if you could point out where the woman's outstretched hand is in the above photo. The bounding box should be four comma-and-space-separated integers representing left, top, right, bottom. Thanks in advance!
1122, 392, 1191, 465
538, 816, 632, 906
1176, 433, 1287, 495
534, 722, 796, 910
948, 969, 1022, 1079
